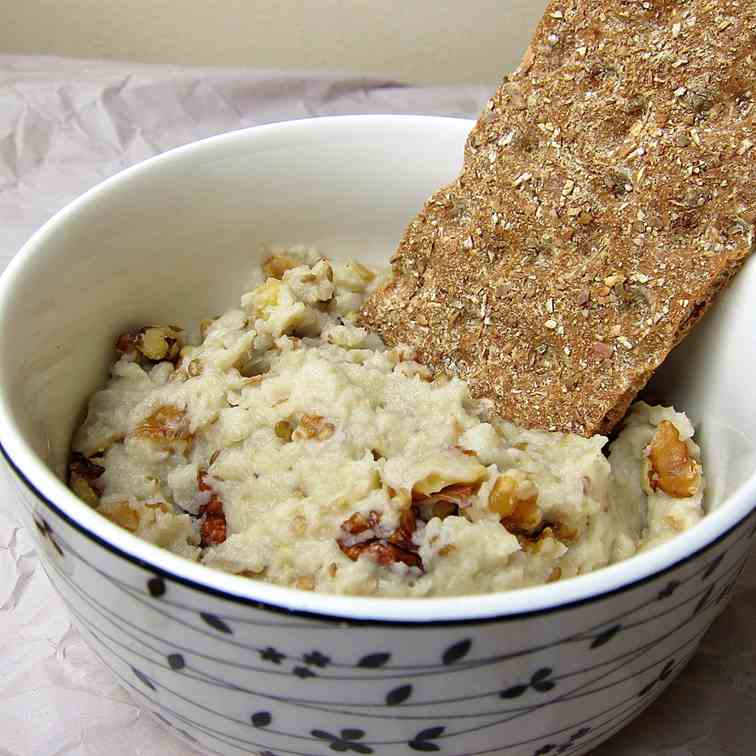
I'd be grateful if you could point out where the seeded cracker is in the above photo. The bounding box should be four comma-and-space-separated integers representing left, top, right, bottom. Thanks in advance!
361, 0, 755, 436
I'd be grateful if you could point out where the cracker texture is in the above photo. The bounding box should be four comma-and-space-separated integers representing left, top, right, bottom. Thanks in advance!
361, 0, 755, 435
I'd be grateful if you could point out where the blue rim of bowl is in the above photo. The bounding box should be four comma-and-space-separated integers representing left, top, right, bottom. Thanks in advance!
3, 437, 754, 627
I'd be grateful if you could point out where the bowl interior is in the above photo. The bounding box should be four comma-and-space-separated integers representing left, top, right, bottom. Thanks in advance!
1, 115, 755, 620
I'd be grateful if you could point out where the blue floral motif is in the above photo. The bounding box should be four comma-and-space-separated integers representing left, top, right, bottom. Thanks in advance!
294, 665, 317, 679
260, 647, 285, 665
34, 516, 63, 557
501, 668, 556, 698
304, 650, 331, 667
639, 659, 676, 697
409, 726, 445, 752
312, 728, 373, 753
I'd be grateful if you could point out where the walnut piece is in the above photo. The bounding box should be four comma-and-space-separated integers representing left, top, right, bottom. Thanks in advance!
68, 452, 105, 506
646, 420, 701, 498
70, 475, 100, 506
488, 474, 542, 535
199, 319, 216, 340
134, 406, 192, 451
197, 471, 227, 546
337, 509, 422, 570
274, 420, 293, 442
361, 541, 423, 569
413, 482, 480, 520
263, 254, 300, 279
100, 502, 140, 531
69, 452, 106, 480
340, 510, 380, 535
292, 414, 336, 441
116, 326, 182, 364
186, 358, 203, 377
98, 499, 170, 532
411, 450, 487, 498
517, 526, 559, 554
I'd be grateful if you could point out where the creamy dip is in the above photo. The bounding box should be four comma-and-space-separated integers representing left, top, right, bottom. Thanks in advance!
69, 247, 705, 597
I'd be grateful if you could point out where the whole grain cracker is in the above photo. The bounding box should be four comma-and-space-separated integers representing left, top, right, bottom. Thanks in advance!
361, 0, 755, 436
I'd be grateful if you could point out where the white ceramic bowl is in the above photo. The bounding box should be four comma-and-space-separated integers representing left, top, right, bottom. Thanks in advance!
1, 116, 755, 756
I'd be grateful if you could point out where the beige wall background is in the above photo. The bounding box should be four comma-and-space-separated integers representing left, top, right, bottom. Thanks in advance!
0, 1, 548, 84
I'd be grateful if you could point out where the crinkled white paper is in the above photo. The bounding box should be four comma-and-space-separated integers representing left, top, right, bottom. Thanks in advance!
0, 55, 754, 756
